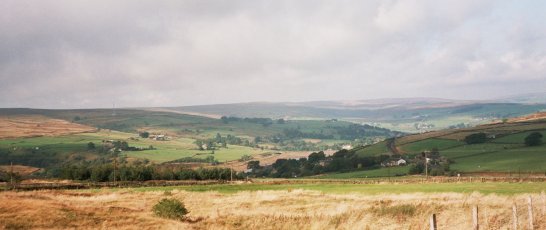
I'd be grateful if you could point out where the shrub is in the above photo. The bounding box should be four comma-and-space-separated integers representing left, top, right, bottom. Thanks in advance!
152, 198, 188, 220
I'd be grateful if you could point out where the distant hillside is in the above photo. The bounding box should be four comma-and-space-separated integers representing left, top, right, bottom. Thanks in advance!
0, 108, 400, 175
164, 98, 546, 132
325, 115, 546, 178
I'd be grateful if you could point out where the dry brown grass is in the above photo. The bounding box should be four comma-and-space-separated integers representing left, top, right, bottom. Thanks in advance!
508, 112, 546, 123
0, 165, 41, 176
0, 115, 96, 139
1, 189, 544, 229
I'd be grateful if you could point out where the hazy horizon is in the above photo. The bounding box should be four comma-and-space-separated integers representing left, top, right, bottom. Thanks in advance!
2, 1, 546, 109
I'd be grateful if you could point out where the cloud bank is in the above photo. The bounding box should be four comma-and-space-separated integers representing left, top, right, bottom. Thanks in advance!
1, 0, 545, 108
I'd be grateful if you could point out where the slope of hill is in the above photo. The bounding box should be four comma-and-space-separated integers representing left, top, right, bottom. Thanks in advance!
0, 115, 96, 139
320, 115, 546, 178
0, 108, 400, 176
166, 99, 546, 132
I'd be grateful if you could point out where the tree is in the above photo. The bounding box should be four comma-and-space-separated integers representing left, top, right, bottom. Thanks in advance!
277, 118, 285, 124
308, 151, 326, 163
139, 131, 150, 138
87, 142, 96, 150
247, 160, 261, 170
254, 136, 262, 143
195, 140, 204, 150
464, 133, 487, 144
524, 132, 543, 146
408, 163, 424, 175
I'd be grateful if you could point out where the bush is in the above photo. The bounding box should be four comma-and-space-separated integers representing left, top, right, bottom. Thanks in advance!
152, 198, 188, 220
524, 132, 543, 146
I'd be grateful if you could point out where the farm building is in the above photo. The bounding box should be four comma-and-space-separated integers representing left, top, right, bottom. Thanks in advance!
381, 158, 407, 167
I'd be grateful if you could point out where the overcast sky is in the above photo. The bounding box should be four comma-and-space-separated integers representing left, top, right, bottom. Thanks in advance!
1, 0, 545, 108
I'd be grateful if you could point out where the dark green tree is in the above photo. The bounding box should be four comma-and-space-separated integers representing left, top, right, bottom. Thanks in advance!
524, 132, 543, 146
247, 160, 261, 170
464, 133, 487, 144
139, 131, 150, 138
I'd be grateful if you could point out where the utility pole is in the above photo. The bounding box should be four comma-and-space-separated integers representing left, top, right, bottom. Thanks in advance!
425, 151, 428, 179
10, 162, 14, 187
113, 158, 117, 185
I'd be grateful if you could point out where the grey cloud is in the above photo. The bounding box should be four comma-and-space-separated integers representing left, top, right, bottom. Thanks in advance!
1, 0, 545, 108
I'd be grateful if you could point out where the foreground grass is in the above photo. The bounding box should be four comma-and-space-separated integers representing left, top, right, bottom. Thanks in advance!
127, 182, 546, 195
2, 182, 546, 229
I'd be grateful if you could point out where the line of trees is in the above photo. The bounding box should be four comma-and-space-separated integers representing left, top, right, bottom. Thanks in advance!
58, 165, 237, 182
246, 150, 393, 178
220, 116, 275, 127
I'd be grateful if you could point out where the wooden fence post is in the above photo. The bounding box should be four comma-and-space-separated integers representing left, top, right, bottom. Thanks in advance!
429, 214, 437, 230
473, 206, 479, 230
528, 196, 534, 230
512, 204, 518, 230
540, 191, 546, 216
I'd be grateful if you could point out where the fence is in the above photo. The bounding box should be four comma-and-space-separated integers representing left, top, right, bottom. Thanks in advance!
428, 193, 546, 230
3, 176, 546, 191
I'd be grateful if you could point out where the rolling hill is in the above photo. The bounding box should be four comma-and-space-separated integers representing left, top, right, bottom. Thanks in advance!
163, 96, 546, 132
0, 108, 399, 176
321, 113, 546, 178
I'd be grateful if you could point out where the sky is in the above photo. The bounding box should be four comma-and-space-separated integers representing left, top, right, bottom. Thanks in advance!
1, 0, 545, 109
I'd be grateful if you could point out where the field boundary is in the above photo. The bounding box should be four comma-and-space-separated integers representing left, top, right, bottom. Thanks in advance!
3, 176, 546, 191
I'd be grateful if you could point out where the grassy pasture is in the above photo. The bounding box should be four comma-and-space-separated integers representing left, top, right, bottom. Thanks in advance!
354, 141, 390, 157
126, 144, 268, 163
444, 143, 546, 172
129, 181, 546, 195
0, 130, 269, 164
399, 138, 463, 153
313, 166, 411, 179
492, 130, 546, 144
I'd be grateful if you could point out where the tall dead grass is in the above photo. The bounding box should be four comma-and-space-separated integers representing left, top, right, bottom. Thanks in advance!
0, 189, 544, 229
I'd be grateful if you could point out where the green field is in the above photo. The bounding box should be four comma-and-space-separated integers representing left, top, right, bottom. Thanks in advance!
492, 130, 546, 144
126, 144, 268, 162
125, 182, 546, 195
341, 120, 546, 175
444, 144, 546, 172
313, 166, 411, 179
399, 138, 464, 153
0, 130, 270, 164
354, 141, 390, 157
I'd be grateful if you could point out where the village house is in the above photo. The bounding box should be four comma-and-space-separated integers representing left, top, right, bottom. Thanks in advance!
381, 158, 407, 167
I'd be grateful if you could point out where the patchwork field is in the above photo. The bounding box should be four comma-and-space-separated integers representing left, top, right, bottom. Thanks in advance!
1, 182, 545, 229
0, 130, 272, 164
